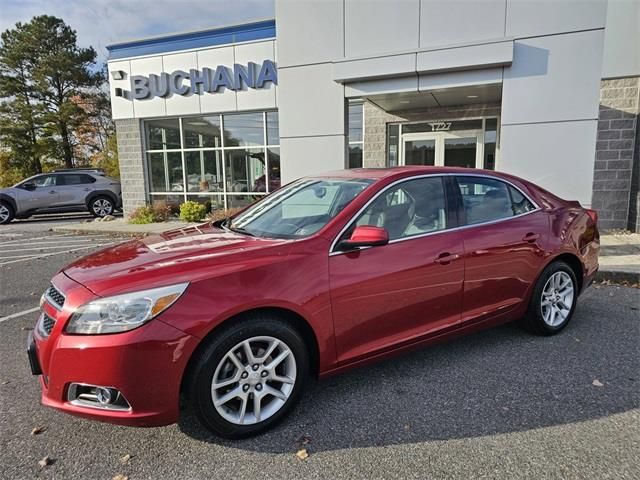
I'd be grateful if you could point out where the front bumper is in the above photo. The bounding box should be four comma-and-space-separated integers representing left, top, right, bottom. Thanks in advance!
30, 272, 200, 427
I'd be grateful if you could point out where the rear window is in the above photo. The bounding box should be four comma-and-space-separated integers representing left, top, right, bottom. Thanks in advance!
455, 176, 535, 225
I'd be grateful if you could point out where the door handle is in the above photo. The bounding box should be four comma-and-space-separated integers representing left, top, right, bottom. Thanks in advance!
49, 190, 56, 194
435, 252, 459, 265
83, 188, 90, 191
523, 232, 540, 243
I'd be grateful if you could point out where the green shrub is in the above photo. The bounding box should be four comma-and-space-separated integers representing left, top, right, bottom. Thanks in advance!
128, 206, 156, 224
179, 201, 207, 222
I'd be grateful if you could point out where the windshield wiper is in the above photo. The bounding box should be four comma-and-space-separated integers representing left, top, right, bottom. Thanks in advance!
228, 225, 256, 237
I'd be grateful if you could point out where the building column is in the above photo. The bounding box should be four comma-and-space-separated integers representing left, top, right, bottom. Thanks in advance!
115, 119, 147, 216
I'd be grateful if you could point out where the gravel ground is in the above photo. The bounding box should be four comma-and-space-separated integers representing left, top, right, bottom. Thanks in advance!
1, 224, 638, 479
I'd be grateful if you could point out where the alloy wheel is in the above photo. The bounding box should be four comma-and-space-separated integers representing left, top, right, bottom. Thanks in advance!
211, 336, 296, 425
540, 271, 575, 327
92, 199, 113, 216
0, 204, 9, 223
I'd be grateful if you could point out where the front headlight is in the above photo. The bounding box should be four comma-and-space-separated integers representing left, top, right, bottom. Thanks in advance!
66, 283, 189, 335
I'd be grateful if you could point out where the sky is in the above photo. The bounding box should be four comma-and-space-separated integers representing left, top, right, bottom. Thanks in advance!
0, 0, 275, 64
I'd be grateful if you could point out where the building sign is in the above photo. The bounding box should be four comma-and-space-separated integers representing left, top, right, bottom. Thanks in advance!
428, 122, 452, 131
113, 60, 277, 100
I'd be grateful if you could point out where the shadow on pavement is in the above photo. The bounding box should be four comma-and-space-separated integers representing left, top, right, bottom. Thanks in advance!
178, 287, 639, 453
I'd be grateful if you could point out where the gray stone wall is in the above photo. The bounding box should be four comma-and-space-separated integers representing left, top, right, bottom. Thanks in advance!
592, 77, 640, 231
362, 102, 501, 168
115, 119, 147, 216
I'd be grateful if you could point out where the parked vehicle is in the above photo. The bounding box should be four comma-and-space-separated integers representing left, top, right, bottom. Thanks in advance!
0, 170, 121, 224
28, 167, 599, 438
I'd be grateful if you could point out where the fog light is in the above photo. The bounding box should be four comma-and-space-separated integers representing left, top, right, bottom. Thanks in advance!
96, 387, 117, 405
67, 383, 131, 411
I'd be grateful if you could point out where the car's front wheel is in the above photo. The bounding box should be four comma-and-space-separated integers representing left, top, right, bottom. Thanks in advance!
89, 196, 115, 217
523, 261, 578, 335
187, 315, 309, 439
0, 202, 15, 224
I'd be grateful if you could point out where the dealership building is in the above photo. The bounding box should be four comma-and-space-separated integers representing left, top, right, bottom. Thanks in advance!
107, 0, 640, 231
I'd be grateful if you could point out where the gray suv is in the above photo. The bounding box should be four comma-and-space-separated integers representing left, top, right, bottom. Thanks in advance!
0, 170, 122, 224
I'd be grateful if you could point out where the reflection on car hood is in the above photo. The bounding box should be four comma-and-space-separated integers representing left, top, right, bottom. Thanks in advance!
63, 224, 291, 297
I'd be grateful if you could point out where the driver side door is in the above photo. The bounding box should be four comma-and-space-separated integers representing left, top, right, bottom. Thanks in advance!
328, 176, 465, 365
17, 175, 60, 212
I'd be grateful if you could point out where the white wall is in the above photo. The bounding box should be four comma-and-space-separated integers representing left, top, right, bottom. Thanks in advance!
276, 0, 347, 183
108, 40, 277, 120
602, 0, 640, 78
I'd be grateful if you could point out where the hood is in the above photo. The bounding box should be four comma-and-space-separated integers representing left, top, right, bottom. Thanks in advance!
63, 224, 292, 297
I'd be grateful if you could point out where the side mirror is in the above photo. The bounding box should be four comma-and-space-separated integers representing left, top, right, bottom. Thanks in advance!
22, 182, 36, 191
337, 225, 389, 251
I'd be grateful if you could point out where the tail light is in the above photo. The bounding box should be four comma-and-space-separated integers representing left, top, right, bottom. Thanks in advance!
585, 209, 598, 224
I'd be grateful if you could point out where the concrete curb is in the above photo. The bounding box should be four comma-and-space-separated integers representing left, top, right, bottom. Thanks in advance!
50, 220, 200, 236
595, 270, 640, 285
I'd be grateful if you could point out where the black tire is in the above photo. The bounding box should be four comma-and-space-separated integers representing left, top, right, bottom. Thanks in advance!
522, 261, 579, 335
0, 201, 15, 225
89, 196, 115, 217
187, 314, 309, 439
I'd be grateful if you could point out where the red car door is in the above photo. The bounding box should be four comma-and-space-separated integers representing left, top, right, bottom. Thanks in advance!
328, 176, 465, 365
452, 175, 548, 323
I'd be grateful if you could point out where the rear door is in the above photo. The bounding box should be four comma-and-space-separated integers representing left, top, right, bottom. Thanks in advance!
56, 174, 96, 207
329, 176, 465, 364
452, 175, 549, 323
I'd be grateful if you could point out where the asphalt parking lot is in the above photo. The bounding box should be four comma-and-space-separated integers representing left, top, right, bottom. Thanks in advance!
0, 220, 639, 479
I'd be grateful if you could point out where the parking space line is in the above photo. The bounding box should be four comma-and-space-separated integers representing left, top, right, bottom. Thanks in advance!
0, 236, 114, 247
0, 242, 116, 266
0, 233, 82, 245
1, 243, 112, 253
0, 307, 40, 324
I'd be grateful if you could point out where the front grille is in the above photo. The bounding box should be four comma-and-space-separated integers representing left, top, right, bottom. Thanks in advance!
45, 284, 65, 309
42, 313, 55, 335
37, 312, 56, 338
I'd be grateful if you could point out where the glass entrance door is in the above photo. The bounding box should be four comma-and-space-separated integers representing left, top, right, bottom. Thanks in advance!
401, 130, 483, 168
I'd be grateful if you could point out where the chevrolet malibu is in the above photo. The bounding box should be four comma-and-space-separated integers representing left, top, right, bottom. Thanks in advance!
29, 167, 600, 438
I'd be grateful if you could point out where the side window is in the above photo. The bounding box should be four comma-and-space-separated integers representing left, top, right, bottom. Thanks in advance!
58, 174, 85, 186
33, 175, 55, 187
353, 177, 447, 241
508, 186, 536, 215
455, 176, 533, 225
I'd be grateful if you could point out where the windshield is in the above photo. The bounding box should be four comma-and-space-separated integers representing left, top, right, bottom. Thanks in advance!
227, 178, 374, 239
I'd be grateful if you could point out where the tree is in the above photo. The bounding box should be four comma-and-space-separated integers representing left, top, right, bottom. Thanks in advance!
0, 15, 103, 172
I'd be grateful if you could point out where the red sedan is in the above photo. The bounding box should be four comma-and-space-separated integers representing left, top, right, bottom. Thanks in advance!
29, 167, 600, 438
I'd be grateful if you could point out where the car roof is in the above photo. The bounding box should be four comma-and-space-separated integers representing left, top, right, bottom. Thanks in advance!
309, 166, 511, 181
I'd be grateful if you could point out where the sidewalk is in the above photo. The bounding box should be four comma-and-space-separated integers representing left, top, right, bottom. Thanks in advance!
52, 219, 640, 284
597, 232, 640, 284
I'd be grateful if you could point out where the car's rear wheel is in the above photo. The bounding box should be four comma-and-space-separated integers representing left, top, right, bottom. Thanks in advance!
89, 196, 115, 217
187, 315, 309, 439
0, 202, 15, 224
523, 261, 578, 335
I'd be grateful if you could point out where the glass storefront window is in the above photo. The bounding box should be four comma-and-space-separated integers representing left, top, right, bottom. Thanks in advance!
347, 101, 364, 168
182, 116, 222, 148
387, 124, 399, 166
223, 112, 264, 147
348, 145, 363, 168
227, 195, 261, 210
266, 112, 279, 146
145, 111, 278, 209
224, 148, 266, 193
185, 150, 224, 192
484, 118, 497, 170
402, 119, 482, 134
146, 119, 181, 150
348, 103, 363, 142
267, 147, 281, 191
